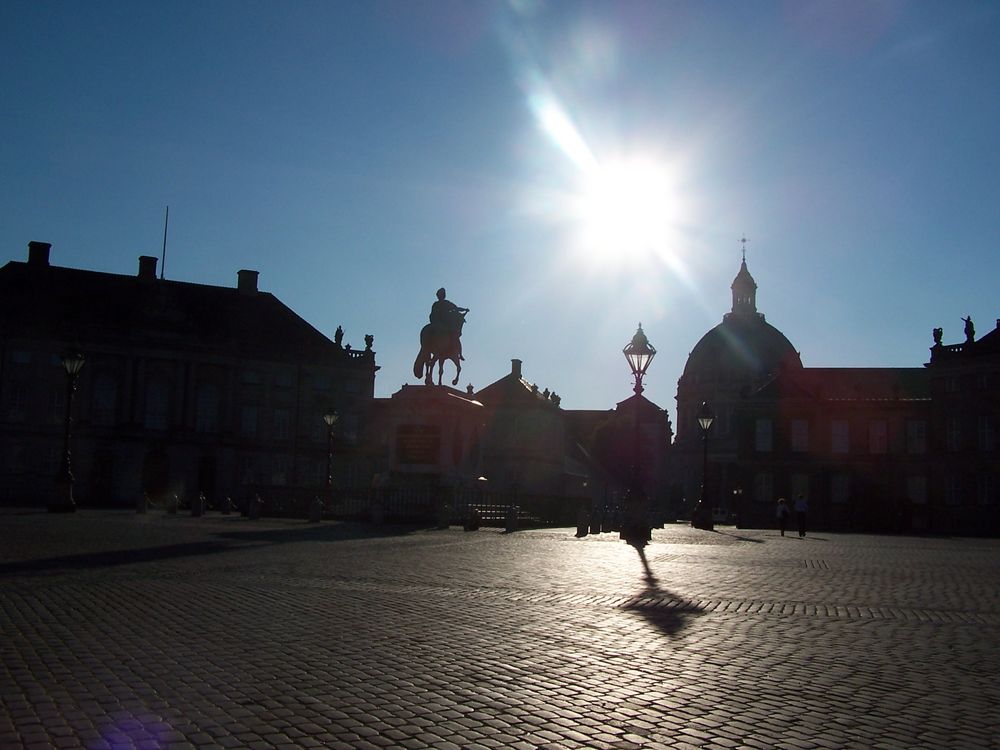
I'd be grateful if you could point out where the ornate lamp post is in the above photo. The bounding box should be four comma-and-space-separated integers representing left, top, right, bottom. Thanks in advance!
692, 401, 714, 530
621, 324, 656, 547
323, 411, 338, 500
50, 351, 86, 513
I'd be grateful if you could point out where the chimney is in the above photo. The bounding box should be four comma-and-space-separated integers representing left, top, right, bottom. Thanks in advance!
237, 269, 259, 295
138, 255, 158, 281
511, 358, 522, 378
27, 241, 51, 267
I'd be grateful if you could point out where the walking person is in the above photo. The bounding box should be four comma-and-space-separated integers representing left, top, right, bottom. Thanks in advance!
776, 497, 790, 536
794, 494, 808, 537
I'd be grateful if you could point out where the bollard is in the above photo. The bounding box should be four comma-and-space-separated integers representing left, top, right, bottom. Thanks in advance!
464, 508, 481, 532
191, 492, 205, 517
436, 495, 450, 529
575, 507, 589, 537
308, 496, 322, 523
136, 493, 148, 514
167, 494, 179, 514
248, 494, 261, 520
222, 496, 232, 515
505, 504, 519, 534
370, 498, 384, 525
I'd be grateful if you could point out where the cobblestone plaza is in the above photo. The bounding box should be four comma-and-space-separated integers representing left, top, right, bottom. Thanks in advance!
2, 511, 998, 749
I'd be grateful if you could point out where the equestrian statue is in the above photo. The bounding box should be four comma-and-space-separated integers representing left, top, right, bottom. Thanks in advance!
413, 287, 469, 386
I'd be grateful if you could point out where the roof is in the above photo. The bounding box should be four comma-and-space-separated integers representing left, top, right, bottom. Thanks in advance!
681, 313, 802, 384
0, 260, 359, 364
754, 367, 931, 402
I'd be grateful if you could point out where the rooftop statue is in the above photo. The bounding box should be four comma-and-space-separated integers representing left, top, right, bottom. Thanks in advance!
413, 287, 469, 386
963, 316, 975, 343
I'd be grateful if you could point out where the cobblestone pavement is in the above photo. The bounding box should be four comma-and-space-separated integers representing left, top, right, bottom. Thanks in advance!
2, 510, 999, 750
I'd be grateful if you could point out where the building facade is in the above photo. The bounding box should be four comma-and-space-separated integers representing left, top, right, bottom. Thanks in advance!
674, 255, 998, 535
0, 241, 379, 509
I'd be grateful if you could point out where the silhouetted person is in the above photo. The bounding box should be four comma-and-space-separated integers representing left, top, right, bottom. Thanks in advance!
776, 497, 790, 536
794, 494, 808, 537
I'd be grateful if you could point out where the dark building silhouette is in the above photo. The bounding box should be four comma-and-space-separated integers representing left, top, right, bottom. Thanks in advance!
674, 255, 998, 534
0, 242, 378, 508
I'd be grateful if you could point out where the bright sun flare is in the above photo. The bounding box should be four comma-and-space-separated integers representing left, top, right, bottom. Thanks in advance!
573, 158, 679, 264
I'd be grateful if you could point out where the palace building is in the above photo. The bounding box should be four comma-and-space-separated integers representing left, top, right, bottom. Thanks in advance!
673, 255, 998, 534
0, 241, 379, 509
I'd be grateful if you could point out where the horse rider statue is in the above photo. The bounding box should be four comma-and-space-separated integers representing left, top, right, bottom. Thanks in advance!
414, 288, 470, 386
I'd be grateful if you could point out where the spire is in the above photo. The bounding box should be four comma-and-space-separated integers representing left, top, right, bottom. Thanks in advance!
731, 238, 757, 316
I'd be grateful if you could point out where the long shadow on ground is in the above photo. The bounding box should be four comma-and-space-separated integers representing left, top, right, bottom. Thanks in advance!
618, 545, 705, 638
0, 521, 425, 577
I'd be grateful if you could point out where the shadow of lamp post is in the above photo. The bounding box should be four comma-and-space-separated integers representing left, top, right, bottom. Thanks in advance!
50, 351, 86, 513
621, 324, 656, 547
323, 410, 338, 505
691, 400, 714, 530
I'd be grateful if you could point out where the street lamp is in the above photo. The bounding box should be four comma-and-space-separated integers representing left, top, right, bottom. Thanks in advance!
623, 323, 656, 395
621, 324, 656, 547
50, 351, 86, 513
692, 401, 714, 530
323, 411, 338, 500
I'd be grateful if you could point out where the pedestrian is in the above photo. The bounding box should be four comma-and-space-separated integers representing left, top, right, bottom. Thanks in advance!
776, 497, 790, 536
794, 494, 808, 537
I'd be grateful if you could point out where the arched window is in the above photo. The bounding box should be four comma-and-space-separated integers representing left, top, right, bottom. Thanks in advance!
144, 379, 170, 430
195, 383, 219, 433
92, 374, 118, 426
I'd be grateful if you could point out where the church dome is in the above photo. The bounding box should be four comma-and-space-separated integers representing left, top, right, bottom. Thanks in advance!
680, 257, 802, 385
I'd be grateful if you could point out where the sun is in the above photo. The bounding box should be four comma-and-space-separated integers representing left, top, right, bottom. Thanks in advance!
572, 157, 680, 265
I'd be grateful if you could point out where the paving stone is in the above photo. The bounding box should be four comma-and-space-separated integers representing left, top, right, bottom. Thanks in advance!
2, 513, 999, 749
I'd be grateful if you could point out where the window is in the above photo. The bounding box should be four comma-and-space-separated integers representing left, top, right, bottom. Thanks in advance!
92, 375, 118, 426
754, 419, 773, 452
944, 476, 961, 506
240, 405, 258, 437
978, 416, 995, 452
344, 378, 361, 394
273, 408, 291, 440
717, 405, 731, 436
240, 456, 256, 485
241, 370, 260, 385
275, 370, 294, 388
753, 473, 773, 504
869, 420, 888, 454
50, 385, 65, 424
946, 417, 961, 452
831, 420, 849, 454
906, 476, 927, 505
6, 382, 26, 422
271, 455, 289, 485
10, 351, 30, 365
313, 374, 331, 391
978, 475, 994, 505
831, 474, 851, 504
791, 474, 809, 501
906, 420, 927, 454
791, 419, 809, 452
5, 444, 24, 473
144, 380, 169, 430
195, 383, 220, 434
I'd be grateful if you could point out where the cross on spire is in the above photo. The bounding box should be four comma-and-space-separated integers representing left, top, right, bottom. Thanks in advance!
740, 235, 748, 262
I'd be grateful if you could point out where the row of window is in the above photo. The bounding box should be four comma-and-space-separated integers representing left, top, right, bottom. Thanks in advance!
4, 377, 357, 440
752, 417, 995, 454
751, 472, 995, 505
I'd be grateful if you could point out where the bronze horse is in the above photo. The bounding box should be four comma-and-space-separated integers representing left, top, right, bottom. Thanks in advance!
413, 311, 466, 386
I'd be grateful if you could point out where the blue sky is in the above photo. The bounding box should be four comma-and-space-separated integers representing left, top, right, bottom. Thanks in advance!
3, 1, 998, 419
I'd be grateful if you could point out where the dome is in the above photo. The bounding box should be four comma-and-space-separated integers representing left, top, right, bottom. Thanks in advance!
680, 255, 802, 385
681, 314, 802, 384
